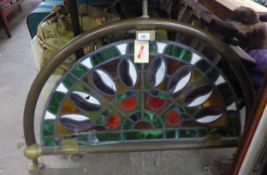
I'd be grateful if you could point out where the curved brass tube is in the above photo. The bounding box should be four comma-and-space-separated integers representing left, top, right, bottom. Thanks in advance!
23, 18, 254, 147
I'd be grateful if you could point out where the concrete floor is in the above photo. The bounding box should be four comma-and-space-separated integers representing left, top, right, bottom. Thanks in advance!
0, 1, 235, 174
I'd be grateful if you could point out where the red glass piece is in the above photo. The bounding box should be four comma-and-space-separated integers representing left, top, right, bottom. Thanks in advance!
166, 110, 181, 126
120, 96, 137, 110
148, 97, 165, 109
106, 114, 121, 129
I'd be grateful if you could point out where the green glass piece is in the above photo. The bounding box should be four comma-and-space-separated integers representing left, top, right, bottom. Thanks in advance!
179, 129, 197, 138
73, 83, 86, 92
71, 64, 88, 78
164, 45, 192, 62
92, 47, 120, 66
198, 129, 208, 137
116, 93, 127, 100
185, 106, 202, 118
149, 42, 157, 54
63, 74, 76, 88
153, 118, 163, 129
144, 112, 155, 122
97, 133, 121, 141
77, 134, 97, 144
43, 119, 55, 136
48, 92, 65, 114
206, 68, 221, 83
195, 60, 211, 73
123, 120, 133, 130
96, 115, 107, 125
150, 90, 170, 100
218, 84, 235, 106
126, 42, 134, 54
227, 111, 240, 136
125, 130, 163, 140
166, 130, 179, 139
43, 136, 56, 147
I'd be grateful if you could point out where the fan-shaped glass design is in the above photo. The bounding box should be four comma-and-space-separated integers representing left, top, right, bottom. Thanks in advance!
41, 40, 240, 147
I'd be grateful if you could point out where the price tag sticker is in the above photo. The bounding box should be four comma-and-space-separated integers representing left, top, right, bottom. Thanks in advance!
136, 31, 155, 41
134, 40, 149, 63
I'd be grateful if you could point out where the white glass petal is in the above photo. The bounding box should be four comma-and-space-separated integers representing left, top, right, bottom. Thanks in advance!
116, 44, 127, 55
73, 91, 100, 105
127, 60, 137, 85
196, 114, 223, 123
96, 70, 117, 91
215, 75, 226, 85
190, 53, 201, 64
227, 102, 237, 111
56, 83, 68, 93
81, 58, 93, 69
155, 60, 166, 86
187, 91, 213, 107
44, 111, 56, 120
61, 114, 89, 122
173, 72, 191, 93
156, 42, 167, 54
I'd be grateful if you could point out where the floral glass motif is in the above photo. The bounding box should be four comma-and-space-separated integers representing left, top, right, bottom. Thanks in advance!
41, 40, 240, 147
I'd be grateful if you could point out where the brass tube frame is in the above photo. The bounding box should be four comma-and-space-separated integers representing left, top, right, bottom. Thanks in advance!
23, 19, 253, 155
24, 137, 238, 160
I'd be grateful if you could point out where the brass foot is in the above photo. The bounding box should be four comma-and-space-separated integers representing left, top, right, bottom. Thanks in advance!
28, 160, 44, 173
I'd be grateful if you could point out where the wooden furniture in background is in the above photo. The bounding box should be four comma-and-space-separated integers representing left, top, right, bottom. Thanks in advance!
0, 0, 22, 38
232, 72, 267, 175
198, 0, 267, 20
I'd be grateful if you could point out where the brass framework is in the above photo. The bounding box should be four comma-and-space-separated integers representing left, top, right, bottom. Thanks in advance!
23, 18, 254, 171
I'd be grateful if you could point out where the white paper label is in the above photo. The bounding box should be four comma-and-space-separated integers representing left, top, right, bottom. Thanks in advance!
136, 31, 155, 41
137, 33, 150, 40
134, 40, 149, 63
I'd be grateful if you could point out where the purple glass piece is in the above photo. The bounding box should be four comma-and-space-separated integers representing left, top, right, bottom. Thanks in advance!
92, 70, 116, 95
184, 85, 213, 107
119, 59, 132, 86
147, 56, 166, 87
167, 65, 192, 93
195, 106, 225, 124
248, 49, 267, 72
59, 114, 92, 132
70, 91, 101, 111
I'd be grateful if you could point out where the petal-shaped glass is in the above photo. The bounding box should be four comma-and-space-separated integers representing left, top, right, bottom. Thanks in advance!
185, 85, 213, 107
59, 114, 92, 131
71, 91, 101, 111
93, 69, 117, 95
119, 59, 138, 87
195, 106, 225, 124
167, 65, 192, 94
147, 56, 166, 87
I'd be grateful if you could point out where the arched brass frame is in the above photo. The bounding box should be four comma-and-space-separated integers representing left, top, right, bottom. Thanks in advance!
23, 18, 254, 171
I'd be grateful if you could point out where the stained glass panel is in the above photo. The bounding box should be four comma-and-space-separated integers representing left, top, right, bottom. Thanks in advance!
41, 40, 241, 147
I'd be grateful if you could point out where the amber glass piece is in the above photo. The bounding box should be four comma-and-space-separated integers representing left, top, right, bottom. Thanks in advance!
106, 114, 121, 129
60, 98, 79, 115
120, 96, 137, 110
133, 121, 153, 130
